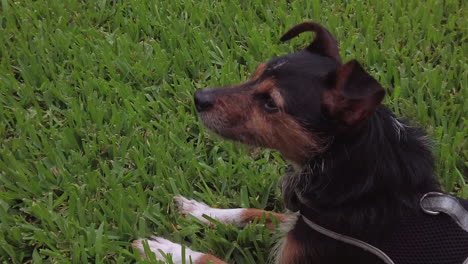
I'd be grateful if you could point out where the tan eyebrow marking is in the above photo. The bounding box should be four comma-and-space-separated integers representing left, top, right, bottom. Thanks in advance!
255, 78, 276, 93
255, 79, 285, 109
251, 63, 267, 80
270, 89, 285, 109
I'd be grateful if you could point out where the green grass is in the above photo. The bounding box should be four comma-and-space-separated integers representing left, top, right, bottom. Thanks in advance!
0, 0, 466, 263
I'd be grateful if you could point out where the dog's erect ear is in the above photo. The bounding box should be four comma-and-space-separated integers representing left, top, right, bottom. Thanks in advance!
323, 60, 385, 127
280, 22, 342, 63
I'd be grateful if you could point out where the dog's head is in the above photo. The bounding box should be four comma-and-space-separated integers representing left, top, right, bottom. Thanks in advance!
195, 22, 385, 164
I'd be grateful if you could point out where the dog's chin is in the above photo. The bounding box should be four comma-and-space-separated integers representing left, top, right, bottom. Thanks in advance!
198, 112, 221, 132
198, 113, 258, 146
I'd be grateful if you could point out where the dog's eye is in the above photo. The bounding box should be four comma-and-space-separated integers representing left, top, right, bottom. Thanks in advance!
254, 93, 279, 113
263, 98, 278, 113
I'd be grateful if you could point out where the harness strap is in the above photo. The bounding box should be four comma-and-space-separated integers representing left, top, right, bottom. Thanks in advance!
301, 192, 468, 263
301, 215, 395, 264
420, 192, 468, 232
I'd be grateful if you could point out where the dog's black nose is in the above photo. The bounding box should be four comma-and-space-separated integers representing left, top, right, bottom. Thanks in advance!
194, 90, 214, 112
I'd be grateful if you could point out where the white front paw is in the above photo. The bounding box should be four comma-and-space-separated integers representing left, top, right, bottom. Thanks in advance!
132, 236, 203, 263
174, 196, 244, 226
174, 196, 214, 224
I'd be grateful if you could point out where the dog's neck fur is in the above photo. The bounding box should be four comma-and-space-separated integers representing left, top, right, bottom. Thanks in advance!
282, 106, 440, 240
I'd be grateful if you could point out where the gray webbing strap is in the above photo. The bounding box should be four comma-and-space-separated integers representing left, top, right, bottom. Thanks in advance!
420, 192, 468, 232
302, 192, 468, 264
421, 192, 468, 263
301, 215, 395, 264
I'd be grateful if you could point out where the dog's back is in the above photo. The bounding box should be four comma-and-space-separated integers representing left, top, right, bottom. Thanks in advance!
380, 200, 468, 264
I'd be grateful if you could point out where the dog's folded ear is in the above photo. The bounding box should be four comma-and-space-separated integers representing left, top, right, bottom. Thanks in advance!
280, 22, 342, 63
323, 60, 385, 128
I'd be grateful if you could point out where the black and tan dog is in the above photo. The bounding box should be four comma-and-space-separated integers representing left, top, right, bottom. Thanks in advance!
134, 22, 468, 264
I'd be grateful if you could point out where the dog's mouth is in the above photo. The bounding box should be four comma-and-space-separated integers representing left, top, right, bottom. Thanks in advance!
197, 111, 226, 134
197, 111, 253, 143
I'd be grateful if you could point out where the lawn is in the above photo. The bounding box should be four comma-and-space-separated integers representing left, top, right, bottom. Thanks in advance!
0, 0, 466, 263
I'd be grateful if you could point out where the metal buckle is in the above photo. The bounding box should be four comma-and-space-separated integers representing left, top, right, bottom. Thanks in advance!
420, 192, 444, 215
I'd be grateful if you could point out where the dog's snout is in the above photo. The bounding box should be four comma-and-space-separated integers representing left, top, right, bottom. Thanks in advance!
194, 90, 214, 112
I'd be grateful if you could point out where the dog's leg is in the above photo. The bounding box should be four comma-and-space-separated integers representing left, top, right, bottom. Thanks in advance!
174, 196, 288, 230
133, 236, 227, 264
132, 197, 288, 262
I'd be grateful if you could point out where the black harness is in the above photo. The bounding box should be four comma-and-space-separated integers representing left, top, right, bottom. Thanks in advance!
301, 192, 468, 264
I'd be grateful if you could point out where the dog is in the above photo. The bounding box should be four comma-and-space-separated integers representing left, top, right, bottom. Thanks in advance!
133, 22, 468, 264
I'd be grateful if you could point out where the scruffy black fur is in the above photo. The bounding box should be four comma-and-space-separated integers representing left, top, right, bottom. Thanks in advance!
281, 107, 442, 262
